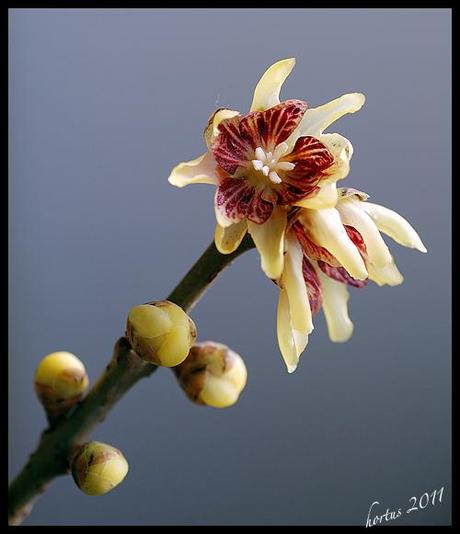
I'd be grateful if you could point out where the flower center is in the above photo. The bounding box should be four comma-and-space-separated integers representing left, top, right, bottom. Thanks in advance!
251, 142, 295, 185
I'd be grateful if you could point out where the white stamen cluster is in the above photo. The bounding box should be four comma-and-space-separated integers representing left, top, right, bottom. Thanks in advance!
251, 142, 295, 184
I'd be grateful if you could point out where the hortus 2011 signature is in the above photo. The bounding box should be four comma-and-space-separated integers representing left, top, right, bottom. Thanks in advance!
365, 486, 445, 527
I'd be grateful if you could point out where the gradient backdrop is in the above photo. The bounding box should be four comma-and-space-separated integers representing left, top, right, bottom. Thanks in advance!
9, 8, 451, 526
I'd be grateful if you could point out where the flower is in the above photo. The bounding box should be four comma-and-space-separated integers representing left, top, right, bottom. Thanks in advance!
168, 58, 427, 373
34, 351, 89, 419
169, 58, 365, 279
71, 441, 129, 496
174, 341, 247, 408
276, 188, 427, 372
126, 301, 197, 367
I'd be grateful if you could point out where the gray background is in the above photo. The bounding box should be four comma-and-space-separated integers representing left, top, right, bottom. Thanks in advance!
9, 8, 451, 526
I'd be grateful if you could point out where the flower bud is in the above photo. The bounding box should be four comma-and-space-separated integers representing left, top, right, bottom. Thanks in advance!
175, 341, 247, 408
71, 441, 129, 496
34, 351, 89, 419
126, 301, 197, 367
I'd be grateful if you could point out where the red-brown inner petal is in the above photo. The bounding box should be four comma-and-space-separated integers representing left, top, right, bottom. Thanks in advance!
215, 177, 274, 225
239, 99, 308, 150
212, 115, 251, 175
278, 136, 334, 205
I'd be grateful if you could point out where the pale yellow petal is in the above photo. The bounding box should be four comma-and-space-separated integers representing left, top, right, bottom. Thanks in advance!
300, 208, 368, 280
319, 133, 354, 182
314, 262, 354, 342
168, 152, 218, 188
247, 207, 287, 279
293, 330, 309, 362
322, 132, 354, 160
214, 220, 248, 254
276, 289, 308, 373
360, 202, 427, 253
282, 235, 313, 333
250, 58, 296, 112
298, 93, 365, 137
286, 93, 365, 152
337, 198, 392, 268
367, 260, 404, 287
294, 179, 339, 210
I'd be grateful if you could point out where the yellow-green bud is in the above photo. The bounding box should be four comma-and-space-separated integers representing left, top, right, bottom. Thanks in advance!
126, 301, 197, 367
71, 441, 129, 496
34, 351, 89, 419
175, 341, 247, 408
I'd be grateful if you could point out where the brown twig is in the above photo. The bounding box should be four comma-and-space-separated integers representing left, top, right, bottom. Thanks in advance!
8, 236, 255, 525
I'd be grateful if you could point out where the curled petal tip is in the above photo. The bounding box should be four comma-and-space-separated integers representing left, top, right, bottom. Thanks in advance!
272, 57, 296, 69
368, 261, 404, 287
343, 92, 366, 114
330, 322, 354, 343
314, 264, 355, 343
354, 267, 369, 281
168, 153, 218, 188
287, 363, 298, 374
415, 240, 428, 254
250, 58, 297, 112
354, 92, 366, 108
360, 201, 425, 254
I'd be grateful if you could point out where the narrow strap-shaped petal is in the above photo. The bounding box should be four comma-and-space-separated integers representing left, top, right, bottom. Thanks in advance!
313, 261, 354, 342
281, 235, 313, 333
337, 198, 392, 268
247, 206, 287, 279
250, 58, 296, 112
214, 220, 247, 254
168, 152, 218, 187
286, 93, 365, 152
292, 220, 339, 266
300, 208, 368, 280
276, 288, 309, 373
360, 202, 427, 253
